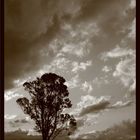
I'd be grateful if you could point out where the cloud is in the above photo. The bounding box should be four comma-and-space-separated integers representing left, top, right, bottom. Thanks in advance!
65, 75, 80, 89
9, 118, 29, 128
5, 120, 136, 140
5, 5, 61, 89
60, 44, 89, 58
79, 100, 110, 116
5, 0, 135, 90
101, 46, 135, 61
128, 18, 136, 40
110, 100, 133, 109
101, 46, 135, 92
113, 54, 135, 91
72, 61, 92, 73
5, 114, 32, 132
81, 81, 93, 93
5, 0, 136, 136
7, 115, 30, 126
76, 120, 135, 140
5, 0, 83, 90
72, 95, 134, 118
48, 57, 71, 72
129, 0, 136, 9
5, 89, 23, 101
48, 21, 99, 58
76, 0, 130, 21
5, 115, 17, 120
92, 76, 110, 88
75, 95, 111, 116
102, 66, 112, 73
70, 114, 98, 139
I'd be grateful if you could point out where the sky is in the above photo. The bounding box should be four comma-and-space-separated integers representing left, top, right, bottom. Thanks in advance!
4, 0, 136, 137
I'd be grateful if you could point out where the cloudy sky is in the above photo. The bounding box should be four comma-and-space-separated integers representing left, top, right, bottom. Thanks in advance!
4, 0, 136, 137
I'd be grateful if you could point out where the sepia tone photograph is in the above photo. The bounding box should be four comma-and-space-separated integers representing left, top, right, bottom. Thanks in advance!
4, 0, 136, 140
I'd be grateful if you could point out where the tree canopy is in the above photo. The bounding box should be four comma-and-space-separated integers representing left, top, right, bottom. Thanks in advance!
16, 73, 76, 140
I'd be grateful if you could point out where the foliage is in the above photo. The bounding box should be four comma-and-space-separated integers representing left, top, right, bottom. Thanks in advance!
16, 73, 76, 140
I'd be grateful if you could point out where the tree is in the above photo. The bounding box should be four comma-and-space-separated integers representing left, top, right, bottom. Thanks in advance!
16, 73, 77, 140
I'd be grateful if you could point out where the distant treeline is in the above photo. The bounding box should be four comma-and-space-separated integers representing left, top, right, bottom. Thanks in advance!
5, 120, 135, 140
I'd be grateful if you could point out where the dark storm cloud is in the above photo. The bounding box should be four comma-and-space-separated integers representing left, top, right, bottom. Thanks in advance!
5, 0, 135, 90
75, 0, 135, 26
80, 101, 110, 116
75, 0, 135, 54
4, 0, 74, 89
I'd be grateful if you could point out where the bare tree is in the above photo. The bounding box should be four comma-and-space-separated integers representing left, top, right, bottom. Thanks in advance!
16, 73, 76, 140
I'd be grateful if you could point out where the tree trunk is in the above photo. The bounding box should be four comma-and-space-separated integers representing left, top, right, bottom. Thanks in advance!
42, 131, 46, 140
42, 132, 50, 140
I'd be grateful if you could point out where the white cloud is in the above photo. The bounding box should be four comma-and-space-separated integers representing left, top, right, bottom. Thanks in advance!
5, 115, 17, 120
37, 56, 71, 75
70, 95, 111, 137
128, 18, 136, 40
72, 60, 92, 73
5, 89, 23, 101
101, 46, 134, 61
92, 77, 102, 87
102, 66, 112, 73
113, 54, 135, 91
69, 114, 98, 139
81, 81, 93, 93
129, 0, 136, 9
111, 100, 133, 108
13, 78, 28, 88
61, 43, 89, 58
48, 21, 99, 58
101, 46, 135, 92
129, 80, 136, 91
50, 57, 70, 71
65, 74, 80, 89
92, 76, 110, 88
74, 95, 111, 116
5, 114, 33, 132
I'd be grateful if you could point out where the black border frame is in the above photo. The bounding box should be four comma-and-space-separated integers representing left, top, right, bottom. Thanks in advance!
0, 0, 4, 139
0, 0, 137, 140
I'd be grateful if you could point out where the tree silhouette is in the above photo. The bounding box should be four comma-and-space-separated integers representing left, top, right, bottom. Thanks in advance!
16, 73, 77, 140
